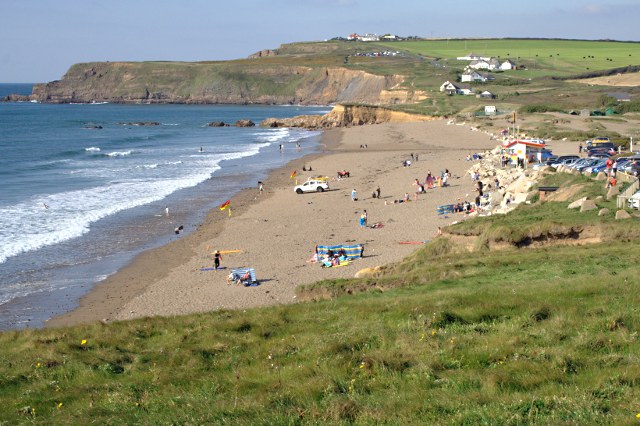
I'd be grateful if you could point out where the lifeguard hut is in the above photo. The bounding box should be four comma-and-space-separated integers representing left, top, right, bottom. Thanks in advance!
502, 138, 546, 165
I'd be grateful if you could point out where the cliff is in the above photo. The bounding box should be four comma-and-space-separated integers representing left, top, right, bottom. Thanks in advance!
261, 104, 435, 129
30, 61, 423, 105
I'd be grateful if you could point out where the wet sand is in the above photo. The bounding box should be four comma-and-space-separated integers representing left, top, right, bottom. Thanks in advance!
47, 120, 498, 327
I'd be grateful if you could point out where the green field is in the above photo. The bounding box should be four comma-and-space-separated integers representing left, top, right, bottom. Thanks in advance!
378, 38, 640, 76
1, 174, 640, 424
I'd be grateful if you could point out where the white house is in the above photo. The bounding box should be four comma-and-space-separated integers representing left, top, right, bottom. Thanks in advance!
360, 33, 380, 42
440, 81, 459, 95
500, 59, 516, 70
468, 59, 490, 70
461, 70, 495, 83
440, 81, 475, 96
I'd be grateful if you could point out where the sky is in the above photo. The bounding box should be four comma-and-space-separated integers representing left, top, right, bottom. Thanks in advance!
2, 0, 640, 83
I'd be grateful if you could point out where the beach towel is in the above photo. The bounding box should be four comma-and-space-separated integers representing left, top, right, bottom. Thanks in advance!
436, 204, 455, 215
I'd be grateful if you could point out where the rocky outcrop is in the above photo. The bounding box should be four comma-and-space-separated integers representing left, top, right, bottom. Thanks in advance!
29, 62, 422, 106
260, 104, 434, 129
2, 94, 33, 102
234, 119, 255, 127
207, 121, 229, 127
249, 49, 278, 58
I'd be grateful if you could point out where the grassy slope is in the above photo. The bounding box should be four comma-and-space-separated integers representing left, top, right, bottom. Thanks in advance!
1, 175, 639, 424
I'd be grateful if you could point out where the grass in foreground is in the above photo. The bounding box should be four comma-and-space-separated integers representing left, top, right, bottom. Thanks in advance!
1, 178, 639, 423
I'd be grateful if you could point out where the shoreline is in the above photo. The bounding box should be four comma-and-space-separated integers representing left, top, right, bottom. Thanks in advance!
48, 120, 499, 327
46, 131, 342, 327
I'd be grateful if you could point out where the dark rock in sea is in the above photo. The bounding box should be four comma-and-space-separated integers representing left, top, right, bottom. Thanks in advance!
85, 123, 103, 129
2, 94, 33, 102
207, 121, 229, 127
117, 122, 161, 126
235, 119, 255, 127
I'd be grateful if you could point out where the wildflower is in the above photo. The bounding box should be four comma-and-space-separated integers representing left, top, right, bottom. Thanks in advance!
431, 330, 437, 336
359, 362, 365, 369
57, 402, 63, 409
636, 413, 640, 419
36, 362, 41, 369
419, 333, 426, 341
80, 339, 87, 346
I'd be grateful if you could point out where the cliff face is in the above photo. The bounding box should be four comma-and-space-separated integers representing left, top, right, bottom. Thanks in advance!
261, 104, 435, 129
31, 62, 423, 105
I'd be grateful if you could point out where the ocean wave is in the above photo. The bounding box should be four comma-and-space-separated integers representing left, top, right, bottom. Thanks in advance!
85, 147, 101, 152
105, 150, 133, 157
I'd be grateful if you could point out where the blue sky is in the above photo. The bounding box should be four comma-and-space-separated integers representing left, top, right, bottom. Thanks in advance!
2, 0, 639, 82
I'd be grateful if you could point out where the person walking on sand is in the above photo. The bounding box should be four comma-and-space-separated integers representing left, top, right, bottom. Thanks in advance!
363, 209, 368, 226
359, 212, 366, 227
258, 181, 264, 195
214, 250, 222, 271
351, 188, 357, 201
376, 187, 381, 199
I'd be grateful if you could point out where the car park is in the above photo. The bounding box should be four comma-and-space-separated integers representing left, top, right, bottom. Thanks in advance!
294, 179, 329, 194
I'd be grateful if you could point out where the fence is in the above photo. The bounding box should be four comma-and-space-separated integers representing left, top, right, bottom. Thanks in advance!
617, 174, 639, 209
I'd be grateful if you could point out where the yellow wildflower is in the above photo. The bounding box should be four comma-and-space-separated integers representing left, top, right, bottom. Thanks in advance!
57, 402, 63, 409
81, 339, 87, 345
36, 362, 41, 368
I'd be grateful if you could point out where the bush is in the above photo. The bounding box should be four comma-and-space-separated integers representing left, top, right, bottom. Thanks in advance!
519, 104, 565, 113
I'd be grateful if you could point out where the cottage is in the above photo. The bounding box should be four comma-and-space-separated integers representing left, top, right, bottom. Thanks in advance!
439, 81, 475, 96
468, 59, 490, 70
461, 71, 495, 83
500, 59, 516, 70
479, 90, 496, 99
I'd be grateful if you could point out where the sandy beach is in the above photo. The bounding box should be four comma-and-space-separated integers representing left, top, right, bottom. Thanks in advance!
47, 120, 502, 327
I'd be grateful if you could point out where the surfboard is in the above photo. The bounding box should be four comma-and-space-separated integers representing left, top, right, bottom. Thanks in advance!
210, 250, 243, 255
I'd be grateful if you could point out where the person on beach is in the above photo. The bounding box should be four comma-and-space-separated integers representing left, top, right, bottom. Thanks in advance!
442, 169, 450, 187
165, 206, 169, 217
376, 187, 381, 199
351, 188, 357, 201
258, 181, 264, 194
359, 213, 366, 227
363, 209, 368, 226
426, 172, 434, 189
214, 250, 222, 270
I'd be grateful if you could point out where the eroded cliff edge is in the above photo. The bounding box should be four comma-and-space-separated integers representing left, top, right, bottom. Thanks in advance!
30, 61, 424, 105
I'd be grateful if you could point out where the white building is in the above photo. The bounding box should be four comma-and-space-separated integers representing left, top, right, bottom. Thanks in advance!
500, 59, 516, 70
461, 70, 495, 83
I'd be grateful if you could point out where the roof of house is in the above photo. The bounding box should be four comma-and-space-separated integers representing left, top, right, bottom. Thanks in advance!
502, 138, 546, 149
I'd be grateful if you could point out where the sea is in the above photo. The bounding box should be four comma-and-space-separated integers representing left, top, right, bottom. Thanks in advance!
0, 83, 330, 330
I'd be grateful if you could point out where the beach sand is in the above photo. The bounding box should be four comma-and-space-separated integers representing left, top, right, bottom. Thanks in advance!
47, 120, 501, 327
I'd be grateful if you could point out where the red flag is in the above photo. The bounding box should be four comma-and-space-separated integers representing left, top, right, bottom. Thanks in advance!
219, 200, 231, 210
290, 170, 297, 179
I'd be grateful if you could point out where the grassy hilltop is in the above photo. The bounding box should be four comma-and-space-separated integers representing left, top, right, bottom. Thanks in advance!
2, 173, 639, 424
32, 38, 640, 118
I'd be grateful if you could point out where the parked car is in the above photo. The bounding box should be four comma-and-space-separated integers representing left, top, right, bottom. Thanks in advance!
571, 158, 599, 172
590, 161, 611, 174
551, 157, 579, 168
294, 179, 329, 194
583, 159, 608, 174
